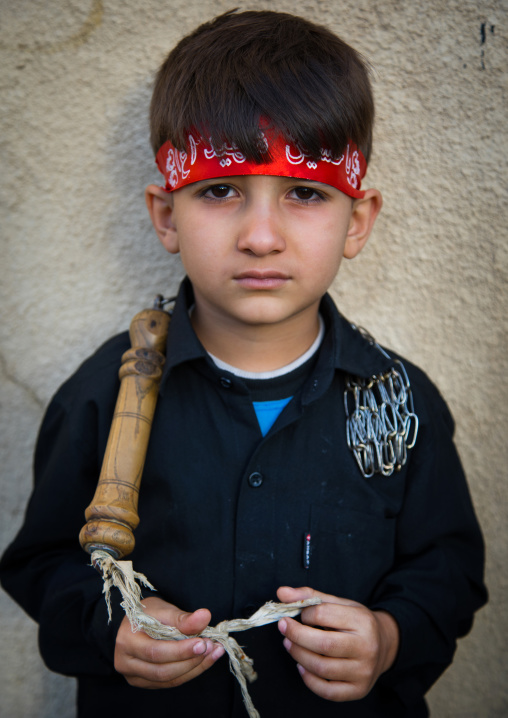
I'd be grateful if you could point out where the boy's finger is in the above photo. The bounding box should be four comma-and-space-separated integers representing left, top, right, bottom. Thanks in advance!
300, 601, 367, 633
284, 638, 357, 683
173, 607, 212, 636
296, 663, 360, 703
121, 641, 225, 689
122, 648, 206, 683
115, 623, 211, 668
133, 633, 215, 665
279, 616, 356, 658
277, 585, 361, 608
141, 597, 212, 636
160, 643, 226, 688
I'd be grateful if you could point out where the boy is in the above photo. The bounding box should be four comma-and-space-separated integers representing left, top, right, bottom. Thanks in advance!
0, 9, 486, 718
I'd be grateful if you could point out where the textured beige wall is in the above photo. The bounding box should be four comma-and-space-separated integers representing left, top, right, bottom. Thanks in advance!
1, 1, 506, 716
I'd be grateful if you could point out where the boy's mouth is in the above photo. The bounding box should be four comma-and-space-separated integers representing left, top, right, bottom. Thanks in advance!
234, 270, 290, 290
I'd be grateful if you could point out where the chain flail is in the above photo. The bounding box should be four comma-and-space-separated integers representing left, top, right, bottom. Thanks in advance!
344, 328, 418, 478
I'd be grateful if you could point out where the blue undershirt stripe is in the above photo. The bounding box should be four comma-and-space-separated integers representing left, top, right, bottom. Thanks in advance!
252, 397, 293, 436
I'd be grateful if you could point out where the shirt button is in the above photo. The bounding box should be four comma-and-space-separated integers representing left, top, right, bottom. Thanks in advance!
248, 472, 263, 488
220, 377, 232, 388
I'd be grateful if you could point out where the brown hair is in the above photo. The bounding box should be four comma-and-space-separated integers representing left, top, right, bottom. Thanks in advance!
150, 10, 374, 163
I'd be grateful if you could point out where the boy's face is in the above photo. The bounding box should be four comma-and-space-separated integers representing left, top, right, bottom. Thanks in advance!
148, 174, 379, 336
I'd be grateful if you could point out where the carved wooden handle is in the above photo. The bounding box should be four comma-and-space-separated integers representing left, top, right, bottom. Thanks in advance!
79, 307, 171, 559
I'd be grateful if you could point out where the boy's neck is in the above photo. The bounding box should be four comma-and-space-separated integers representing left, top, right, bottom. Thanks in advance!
191, 305, 322, 373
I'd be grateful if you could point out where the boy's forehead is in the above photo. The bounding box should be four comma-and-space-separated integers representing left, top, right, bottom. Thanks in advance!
155, 129, 367, 200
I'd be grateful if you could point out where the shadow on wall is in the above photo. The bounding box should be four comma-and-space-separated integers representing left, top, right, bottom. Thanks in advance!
101, 76, 184, 324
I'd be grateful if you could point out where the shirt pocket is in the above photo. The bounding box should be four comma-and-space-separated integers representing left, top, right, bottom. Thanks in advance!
308, 504, 396, 604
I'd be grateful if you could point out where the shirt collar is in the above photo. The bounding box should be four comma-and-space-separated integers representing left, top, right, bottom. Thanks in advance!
298, 294, 395, 405
159, 278, 395, 395
319, 293, 395, 378
159, 278, 207, 394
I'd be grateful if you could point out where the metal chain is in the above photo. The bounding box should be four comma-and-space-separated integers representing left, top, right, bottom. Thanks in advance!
344, 327, 419, 478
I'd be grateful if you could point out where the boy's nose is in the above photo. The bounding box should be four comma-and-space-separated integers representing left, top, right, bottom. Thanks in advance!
236, 205, 286, 256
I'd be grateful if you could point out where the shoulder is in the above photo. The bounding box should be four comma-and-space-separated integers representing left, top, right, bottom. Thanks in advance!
33, 331, 131, 475
47, 331, 130, 416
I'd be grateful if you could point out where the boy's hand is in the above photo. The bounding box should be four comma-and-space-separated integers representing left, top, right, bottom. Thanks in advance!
114, 596, 225, 689
277, 586, 399, 702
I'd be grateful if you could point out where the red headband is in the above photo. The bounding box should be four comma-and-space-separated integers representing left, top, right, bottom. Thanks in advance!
155, 130, 367, 198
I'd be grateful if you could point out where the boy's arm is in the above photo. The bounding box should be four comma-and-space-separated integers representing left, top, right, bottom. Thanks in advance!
0, 342, 226, 686
0, 371, 129, 676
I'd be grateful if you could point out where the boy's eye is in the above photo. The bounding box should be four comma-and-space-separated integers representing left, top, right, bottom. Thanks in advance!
202, 184, 235, 199
289, 186, 324, 202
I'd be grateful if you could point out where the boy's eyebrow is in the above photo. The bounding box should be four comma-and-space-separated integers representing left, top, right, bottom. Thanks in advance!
285, 178, 328, 187
188, 176, 333, 189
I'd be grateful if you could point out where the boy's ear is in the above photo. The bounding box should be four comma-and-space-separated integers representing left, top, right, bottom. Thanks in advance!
343, 189, 383, 259
145, 184, 179, 254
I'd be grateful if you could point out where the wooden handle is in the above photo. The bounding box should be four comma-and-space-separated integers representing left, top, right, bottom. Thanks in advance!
79, 307, 171, 559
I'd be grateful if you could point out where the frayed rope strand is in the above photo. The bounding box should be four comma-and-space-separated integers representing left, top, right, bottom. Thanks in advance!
91, 550, 321, 718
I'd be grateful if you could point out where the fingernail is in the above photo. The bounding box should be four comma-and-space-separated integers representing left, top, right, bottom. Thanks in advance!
283, 638, 292, 652
297, 664, 306, 676
278, 619, 287, 635
211, 645, 225, 660
193, 640, 206, 655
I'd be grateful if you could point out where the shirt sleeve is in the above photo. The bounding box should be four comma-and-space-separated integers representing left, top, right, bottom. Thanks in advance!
0, 340, 130, 676
370, 374, 487, 706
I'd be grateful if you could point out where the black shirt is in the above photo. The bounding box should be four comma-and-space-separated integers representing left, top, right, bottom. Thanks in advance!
0, 278, 487, 718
